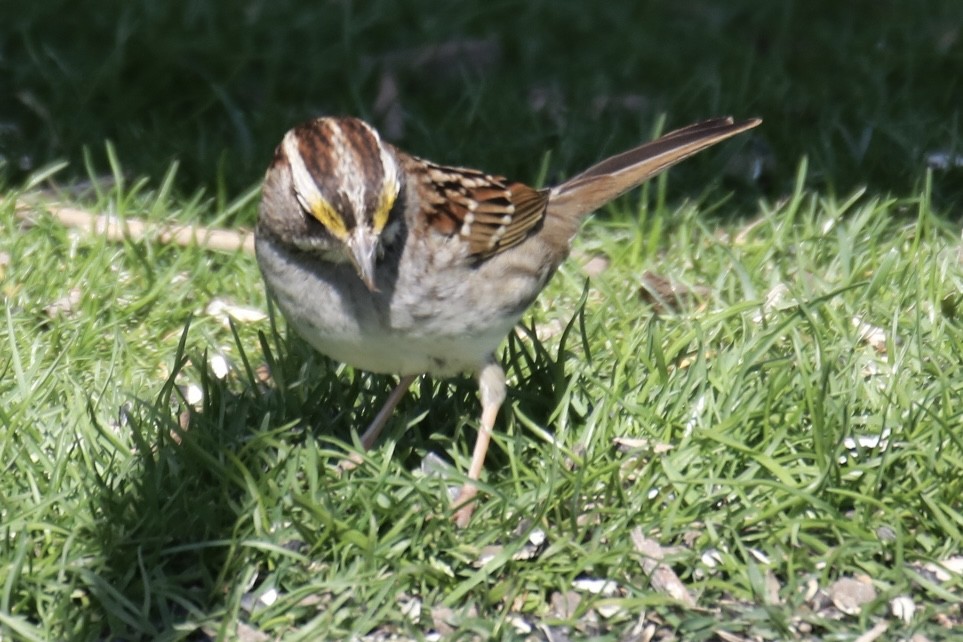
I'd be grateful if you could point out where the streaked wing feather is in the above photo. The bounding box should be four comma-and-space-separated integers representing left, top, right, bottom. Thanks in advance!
465, 182, 548, 256
418, 158, 549, 259
412, 116, 758, 260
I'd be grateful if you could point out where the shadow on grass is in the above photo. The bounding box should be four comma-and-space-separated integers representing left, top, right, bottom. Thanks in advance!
81, 317, 355, 638
81, 297, 584, 638
83, 321, 263, 638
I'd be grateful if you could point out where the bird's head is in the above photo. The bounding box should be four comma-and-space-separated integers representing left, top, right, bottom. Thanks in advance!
260, 116, 402, 291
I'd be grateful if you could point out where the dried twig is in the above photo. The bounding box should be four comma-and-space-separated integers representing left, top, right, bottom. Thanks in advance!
15, 200, 254, 254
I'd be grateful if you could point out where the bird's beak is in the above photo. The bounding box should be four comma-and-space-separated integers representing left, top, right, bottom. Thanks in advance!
346, 227, 380, 292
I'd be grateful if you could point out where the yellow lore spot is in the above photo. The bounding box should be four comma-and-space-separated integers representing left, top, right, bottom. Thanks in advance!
372, 176, 398, 233
309, 198, 348, 240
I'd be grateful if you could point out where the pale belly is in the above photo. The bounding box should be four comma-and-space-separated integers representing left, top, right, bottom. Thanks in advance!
288, 318, 515, 376
255, 235, 551, 377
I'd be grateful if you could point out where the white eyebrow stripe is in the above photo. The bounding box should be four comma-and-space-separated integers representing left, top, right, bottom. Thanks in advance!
283, 130, 324, 209
377, 130, 399, 202
284, 118, 398, 227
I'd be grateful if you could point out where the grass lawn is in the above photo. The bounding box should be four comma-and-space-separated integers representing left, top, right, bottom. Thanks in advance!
2, 1, 963, 640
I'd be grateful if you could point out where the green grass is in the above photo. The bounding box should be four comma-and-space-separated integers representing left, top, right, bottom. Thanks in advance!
3, 161, 962, 640
2, 0, 963, 639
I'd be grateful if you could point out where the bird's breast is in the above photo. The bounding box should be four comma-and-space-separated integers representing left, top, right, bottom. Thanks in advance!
255, 234, 547, 376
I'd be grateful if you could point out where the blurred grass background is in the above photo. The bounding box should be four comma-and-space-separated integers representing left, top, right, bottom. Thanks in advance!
2, 0, 961, 205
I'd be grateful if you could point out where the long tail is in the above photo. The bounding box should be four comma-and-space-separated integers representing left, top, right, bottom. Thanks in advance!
548, 117, 761, 220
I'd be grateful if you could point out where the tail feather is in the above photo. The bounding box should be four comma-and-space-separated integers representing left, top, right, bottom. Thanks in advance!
548, 117, 761, 220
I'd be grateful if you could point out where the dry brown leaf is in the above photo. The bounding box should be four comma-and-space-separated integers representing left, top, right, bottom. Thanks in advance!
515, 317, 565, 343
751, 283, 791, 322
763, 569, 782, 605
44, 287, 82, 318
630, 528, 696, 607
613, 437, 673, 454
429, 605, 457, 636
549, 590, 581, 619
828, 576, 876, 615
204, 298, 268, 325
638, 271, 708, 314
935, 611, 959, 628
581, 254, 610, 277
852, 316, 888, 353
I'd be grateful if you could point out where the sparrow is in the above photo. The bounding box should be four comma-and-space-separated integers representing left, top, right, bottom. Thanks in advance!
255, 115, 761, 525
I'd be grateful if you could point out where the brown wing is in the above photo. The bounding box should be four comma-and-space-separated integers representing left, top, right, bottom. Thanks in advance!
402, 115, 759, 258
414, 158, 550, 258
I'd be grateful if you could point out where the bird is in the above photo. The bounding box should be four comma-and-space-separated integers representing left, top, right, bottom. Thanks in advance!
255, 114, 761, 526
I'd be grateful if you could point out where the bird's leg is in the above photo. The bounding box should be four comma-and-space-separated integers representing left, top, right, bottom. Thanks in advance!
338, 373, 418, 472
453, 358, 506, 527
360, 373, 418, 449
